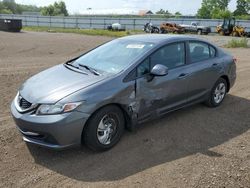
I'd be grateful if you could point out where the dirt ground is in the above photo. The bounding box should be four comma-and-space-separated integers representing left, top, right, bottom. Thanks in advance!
0, 31, 249, 188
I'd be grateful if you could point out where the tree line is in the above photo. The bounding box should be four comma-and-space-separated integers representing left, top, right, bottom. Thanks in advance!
197, 0, 250, 19
156, 0, 250, 19
0, 0, 68, 16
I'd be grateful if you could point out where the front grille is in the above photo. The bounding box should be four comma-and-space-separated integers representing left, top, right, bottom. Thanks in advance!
19, 97, 32, 109
15, 92, 37, 113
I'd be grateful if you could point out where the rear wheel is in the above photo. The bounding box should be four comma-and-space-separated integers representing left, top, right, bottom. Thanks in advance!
205, 78, 228, 107
160, 28, 167, 34
154, 27, 160, 33
83, 105, 125, 151
232, 31, 239, 37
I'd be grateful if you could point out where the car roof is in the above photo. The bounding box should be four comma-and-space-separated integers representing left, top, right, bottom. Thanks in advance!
120, 34, 206, 45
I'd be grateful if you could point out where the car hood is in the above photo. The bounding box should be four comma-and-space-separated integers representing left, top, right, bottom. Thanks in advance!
19, 64, 108, 104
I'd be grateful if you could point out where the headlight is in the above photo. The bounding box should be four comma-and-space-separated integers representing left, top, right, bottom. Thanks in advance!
36, 102, 82, 115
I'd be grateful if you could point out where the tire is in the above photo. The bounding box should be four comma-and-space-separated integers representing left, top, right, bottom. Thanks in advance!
83, 105, 125, 151
160, 28, 167, 34
232, 32, 239, 37
205, 78, 228, 107
154, 28, 160, 33
219, 30, 225, 36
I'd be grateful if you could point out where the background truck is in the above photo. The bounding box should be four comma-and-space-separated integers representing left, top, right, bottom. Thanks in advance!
180, 22, 211, 35
160, 22, 185, 34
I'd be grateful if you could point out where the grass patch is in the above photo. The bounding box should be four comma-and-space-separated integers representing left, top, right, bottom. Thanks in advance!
225, 38, 249, 48
23, 26, 143, 37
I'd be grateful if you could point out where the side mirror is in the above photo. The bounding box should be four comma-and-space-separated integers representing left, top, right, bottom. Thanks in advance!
150, 64, 168, 76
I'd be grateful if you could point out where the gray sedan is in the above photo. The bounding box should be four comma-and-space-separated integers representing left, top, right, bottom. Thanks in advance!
11, 34, 236, 151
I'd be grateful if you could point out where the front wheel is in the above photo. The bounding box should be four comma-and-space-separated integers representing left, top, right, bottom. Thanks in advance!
197, 29, 202, 35
219, 30, 225, 36
83, 105, 125, 151
205, 78, 228, 107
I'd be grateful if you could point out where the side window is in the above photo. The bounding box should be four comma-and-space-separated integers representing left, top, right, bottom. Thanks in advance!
150, 42, 185, 69
210, 46, 216, 58
137, 58, 150, 77
124, 69, 136, 82
189, 42, 210, 63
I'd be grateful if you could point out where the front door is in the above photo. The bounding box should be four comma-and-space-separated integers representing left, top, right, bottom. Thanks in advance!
135, 42, 190, 122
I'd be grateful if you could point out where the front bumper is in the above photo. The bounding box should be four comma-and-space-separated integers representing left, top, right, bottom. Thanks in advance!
11, 101, 90, 149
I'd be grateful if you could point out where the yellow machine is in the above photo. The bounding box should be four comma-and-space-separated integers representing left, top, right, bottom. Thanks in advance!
232, 25, 246, 37
216, 18, 249, 37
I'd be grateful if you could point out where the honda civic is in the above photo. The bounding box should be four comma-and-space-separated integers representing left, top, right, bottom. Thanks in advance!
11, 34, 236, 151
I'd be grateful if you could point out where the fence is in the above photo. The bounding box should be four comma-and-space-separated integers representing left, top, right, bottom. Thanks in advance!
0, 14, 250, 32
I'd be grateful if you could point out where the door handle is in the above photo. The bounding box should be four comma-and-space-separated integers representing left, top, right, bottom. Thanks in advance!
178, 73, 189, 79
212, 63, 223, 70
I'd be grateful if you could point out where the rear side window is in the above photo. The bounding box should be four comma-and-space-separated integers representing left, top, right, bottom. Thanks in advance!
189, 42, 210, 63
150, 42, 185, 69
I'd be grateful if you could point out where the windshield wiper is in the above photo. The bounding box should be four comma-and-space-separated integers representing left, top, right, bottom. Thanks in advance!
64, 62, 90, 75
65, 62, 79, 69
78, 64, 100, 76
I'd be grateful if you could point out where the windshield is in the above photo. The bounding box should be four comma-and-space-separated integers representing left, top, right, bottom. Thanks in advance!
73, 39, 155, 74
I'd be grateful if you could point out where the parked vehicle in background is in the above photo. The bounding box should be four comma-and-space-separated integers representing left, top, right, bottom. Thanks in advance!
216, 18, 250, 37
160, 22, 185, 34
107, 23, 126, 31
143, 22, 160, 33
216, 18, 236, 36
180, 22, 211, 35
0, 19, 22, 32
11, 35, 236, 151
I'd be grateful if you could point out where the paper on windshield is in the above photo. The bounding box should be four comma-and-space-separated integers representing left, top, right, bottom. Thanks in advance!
126, 44, 145, 49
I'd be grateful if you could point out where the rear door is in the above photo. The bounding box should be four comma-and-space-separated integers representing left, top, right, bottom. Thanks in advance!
186, 41, 223, 103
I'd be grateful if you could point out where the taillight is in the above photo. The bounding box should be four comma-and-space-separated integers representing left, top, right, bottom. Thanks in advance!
233, 57, 237, 63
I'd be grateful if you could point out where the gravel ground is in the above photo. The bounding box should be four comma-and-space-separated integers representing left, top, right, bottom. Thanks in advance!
0, 31, 249, 188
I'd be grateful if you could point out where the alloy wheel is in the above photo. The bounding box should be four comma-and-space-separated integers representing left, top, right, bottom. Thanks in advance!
213, 83, 226, 104
97, 114, 117, 145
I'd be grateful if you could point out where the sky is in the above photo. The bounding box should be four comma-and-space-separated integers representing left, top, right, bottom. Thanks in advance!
15, 0, 237, 15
